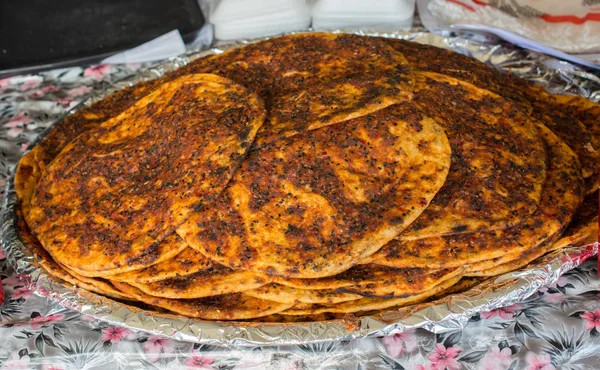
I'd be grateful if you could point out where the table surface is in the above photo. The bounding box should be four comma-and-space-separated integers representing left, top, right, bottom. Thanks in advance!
0, 48, 600, 370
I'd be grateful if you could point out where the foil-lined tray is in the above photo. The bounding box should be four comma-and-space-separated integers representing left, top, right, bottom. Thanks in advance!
1, 29, 599, 345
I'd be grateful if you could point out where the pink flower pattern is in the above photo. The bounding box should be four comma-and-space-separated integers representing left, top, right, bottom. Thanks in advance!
42, 362, 66, 370
28, 90, 46, 99
526, 353, 554, 370
184, 350, 215, 369
0, 248, 6, 259
428, 344, 462, 370
100, 326, 135, 344
478, 346, 512, 370
3, 273, 31, 287
542, 292, 565, 303
0, 78, 11, 88
28, 314, 65, 329
84, 65, 112, 80
42, 85, 60, 93
10, 287, 32, 300
67, 85, 93, 97
7, 127, 24, 137
5, 113, 32, 128
143, 335, 175, 363
480, 304, 523, 320
383, 330, 418, 358
1, 353, 32, 370
581, 309, 600, 331
54, 97, 74, 105
19, 78, 42, 91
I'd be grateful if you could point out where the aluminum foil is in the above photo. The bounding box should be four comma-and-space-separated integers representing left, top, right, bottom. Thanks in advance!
1, 28, 599, 346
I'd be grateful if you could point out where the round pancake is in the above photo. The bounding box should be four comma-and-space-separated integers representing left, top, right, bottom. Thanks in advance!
427, 277, 486, 302
466, 216, 597, 277
272, 265, 458, 297
14, 82, 157, 218
27, 74, 266, 277
14, 208, 131, 301
514, 85, 599, 180
339, 267, 463, 298
177, 104, 451, 278
280, 275, 461, 315
466, 191, 598, 276
544, 93, 600, 193
381, 38, 534, 112
547, 94, 600, 150
178, 33, 413, 97
245, 283, 363, 304
250, 313, 348, 323
253, 72, 412, 148
56, 263, 135, 300
111, 282, 293, 320
463, 234, 561, 277
127, 266, 271, 299
43, 262, 132, 301
396, 72, 547, 240
384, 38, 599, 182
368, 121, 583, 269
109, 247, 212, 283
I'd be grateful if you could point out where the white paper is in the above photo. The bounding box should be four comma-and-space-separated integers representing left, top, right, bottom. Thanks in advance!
102, 30, 187, 65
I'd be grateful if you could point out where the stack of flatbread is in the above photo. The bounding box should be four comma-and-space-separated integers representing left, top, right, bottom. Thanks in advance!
13, 33, 599, 321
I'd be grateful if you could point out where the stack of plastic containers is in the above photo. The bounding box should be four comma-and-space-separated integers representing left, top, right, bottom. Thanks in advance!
210, 0, 311, 40
312, 0, 416, 30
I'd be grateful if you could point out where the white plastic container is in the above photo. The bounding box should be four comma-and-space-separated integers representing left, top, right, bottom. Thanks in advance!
312, 0, 416, 30
211, 0, 311, 40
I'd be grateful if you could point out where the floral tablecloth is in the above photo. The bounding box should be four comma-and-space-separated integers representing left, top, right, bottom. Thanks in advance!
1, 59, 600, 370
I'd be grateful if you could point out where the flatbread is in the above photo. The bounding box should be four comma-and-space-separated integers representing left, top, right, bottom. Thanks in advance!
554, 190, 599, 247
381, 38, 534, 112
177, 104, 451, 278
280, 275, 461, 315
14, 150, 44, 218
466, 215, 597, 277
427, 277, 486, 302
109, 247, 213, 283
178, 33, 413, 96
175, 33, 415, 148
463, 233, 561, 277
14, 208, 131, 300
27, 74, 265, 277
339, 267, 463, 298
544, 93, 600, 193
516, 86, 599, 180
465, 191, 597, 277
126, 266, 271, 299
399, 72, 546, 240
195, 34, 414, 148
272, 265, 460, 298
544, 94, 600, 150
251, 313, 348, 323
385, 38, 599, 181
368, 120, 583, 269
14, 82, 157, 217
111, 282, 293, 320
245, 283, 363, 304
253, 72, 412, 148
55, 263, 135, 300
